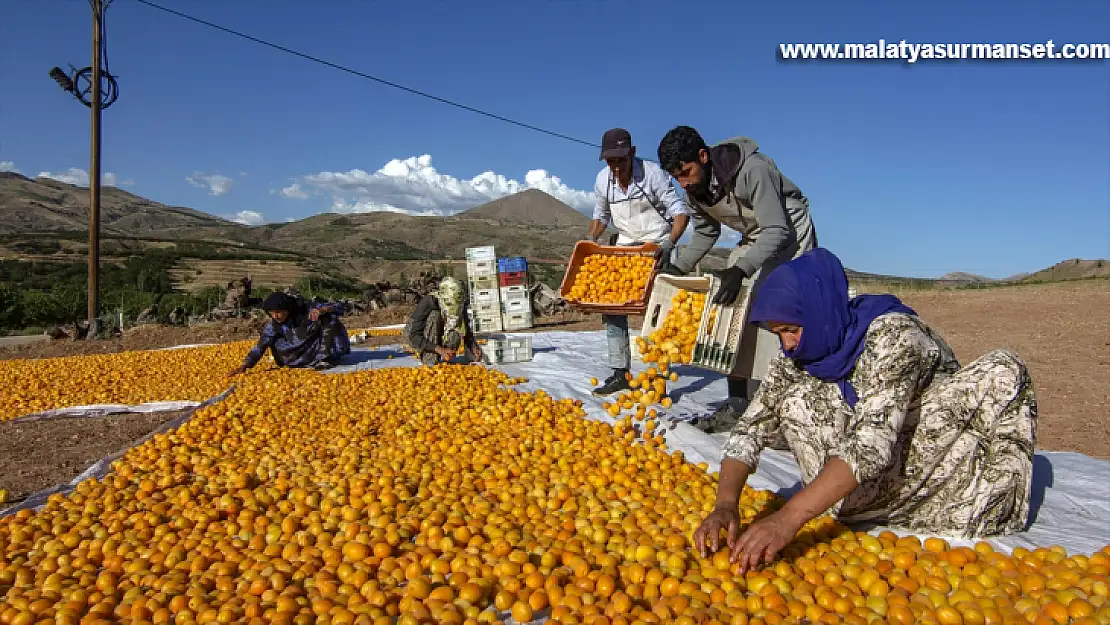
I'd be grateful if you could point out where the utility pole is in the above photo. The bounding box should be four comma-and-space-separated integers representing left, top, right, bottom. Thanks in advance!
49, 0, 118, 338
88, 0, 104, 336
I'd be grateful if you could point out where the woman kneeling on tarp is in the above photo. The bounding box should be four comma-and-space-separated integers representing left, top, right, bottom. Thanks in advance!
228, 292, 351, 377
694, 247, 1038, 573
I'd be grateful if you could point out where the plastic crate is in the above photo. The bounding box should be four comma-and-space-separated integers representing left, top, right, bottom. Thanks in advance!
472, 312, 503, 332
500, 285, 528, 300
497, 256, 528, 273
690, 273, 757, 374
502, 311, 534, 330
502, 297, 532, 315
638, 274, 712, 343
480, 334, 533, 364
470, 286, 500, 305
468, 274, 497, 292
472, 300, 500, 317
558, 240, 660, 315
467, 259, 497, 278
499, 271, 527, 287
466, 246, 496, 261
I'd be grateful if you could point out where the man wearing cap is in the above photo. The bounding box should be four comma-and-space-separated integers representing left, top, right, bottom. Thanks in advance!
655, 125, 818, 433
587, 128, 692, 397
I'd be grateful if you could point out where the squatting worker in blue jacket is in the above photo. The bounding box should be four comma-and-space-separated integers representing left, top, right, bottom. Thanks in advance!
586, 128, 692, 397
227, 292, 351, 377
656, 126, 819, 432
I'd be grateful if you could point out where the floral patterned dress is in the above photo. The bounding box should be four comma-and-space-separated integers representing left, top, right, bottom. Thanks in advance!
723, 312, 1038, 538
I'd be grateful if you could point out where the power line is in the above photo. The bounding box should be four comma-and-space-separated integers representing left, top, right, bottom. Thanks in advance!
133, 0, 600, 149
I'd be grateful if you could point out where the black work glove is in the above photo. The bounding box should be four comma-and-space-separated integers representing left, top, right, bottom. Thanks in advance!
711, 266, 749, 305
654, 238, 676, 261
657, 259, 686, 277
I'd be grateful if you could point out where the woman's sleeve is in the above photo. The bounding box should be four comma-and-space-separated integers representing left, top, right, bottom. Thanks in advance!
409, 297, 437, 353
242, 322, 277, 369
722, 358, 787, 471
828, 316, 934, 484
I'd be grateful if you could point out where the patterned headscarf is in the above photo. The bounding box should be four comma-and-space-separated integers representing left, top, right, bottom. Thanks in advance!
436, 277, 466, 339
436, 277, 463, 317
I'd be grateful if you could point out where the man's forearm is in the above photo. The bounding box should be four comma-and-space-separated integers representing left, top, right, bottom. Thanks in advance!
714, 457, 753, 508
779, 457, 858, 527
674, 213, 720, 272
588, 220, 607, 241
669, 214, 690, 244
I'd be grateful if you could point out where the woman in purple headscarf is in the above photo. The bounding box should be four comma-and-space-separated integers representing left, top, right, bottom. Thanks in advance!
693, 248, 1038, 573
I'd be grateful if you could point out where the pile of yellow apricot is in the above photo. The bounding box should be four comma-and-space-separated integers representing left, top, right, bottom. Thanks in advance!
635, 289, 713, 369
0, 342, 252, 421
1, 356, 1108, 625
565, 255, 655, 305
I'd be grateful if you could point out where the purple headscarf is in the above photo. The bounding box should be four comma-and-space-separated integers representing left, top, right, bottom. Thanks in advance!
748, 248, 916, 407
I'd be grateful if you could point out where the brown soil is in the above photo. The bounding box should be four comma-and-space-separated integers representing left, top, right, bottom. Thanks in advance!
0, 409, 190, 504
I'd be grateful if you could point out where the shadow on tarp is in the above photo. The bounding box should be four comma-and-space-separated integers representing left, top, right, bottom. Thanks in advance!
338, 349, 409, 365
666, 366, 725, 405
1027, 454, 1053, 526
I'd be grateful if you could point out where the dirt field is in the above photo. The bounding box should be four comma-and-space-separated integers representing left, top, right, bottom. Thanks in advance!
0, 280, 1105, 464
0, 409, 190, 504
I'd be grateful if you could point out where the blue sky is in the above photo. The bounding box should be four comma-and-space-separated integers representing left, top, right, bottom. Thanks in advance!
1, 0, 1108, 278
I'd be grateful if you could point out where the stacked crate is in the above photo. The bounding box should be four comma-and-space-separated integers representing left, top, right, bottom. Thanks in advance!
466, 246, 502, 332
498, 256, 533, 330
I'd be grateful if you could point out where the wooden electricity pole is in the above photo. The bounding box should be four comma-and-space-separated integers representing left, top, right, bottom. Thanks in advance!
87, 0, 104, 336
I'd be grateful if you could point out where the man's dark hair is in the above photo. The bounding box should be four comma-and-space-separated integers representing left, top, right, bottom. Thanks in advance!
657, 125, 708, 174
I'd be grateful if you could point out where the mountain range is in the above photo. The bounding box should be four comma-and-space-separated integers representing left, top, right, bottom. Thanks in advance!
1, 171, 1106, 288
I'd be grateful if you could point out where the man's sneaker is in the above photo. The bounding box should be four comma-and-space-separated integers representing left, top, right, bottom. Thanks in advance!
312, 360, 335, 371
592, 372, 631, 397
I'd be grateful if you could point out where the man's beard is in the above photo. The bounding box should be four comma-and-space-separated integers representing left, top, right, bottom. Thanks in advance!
690, 160, 713, 205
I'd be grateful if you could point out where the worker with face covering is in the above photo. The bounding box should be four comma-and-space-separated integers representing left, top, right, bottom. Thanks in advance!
228, 291, 351, 377
404, 277, 483, 366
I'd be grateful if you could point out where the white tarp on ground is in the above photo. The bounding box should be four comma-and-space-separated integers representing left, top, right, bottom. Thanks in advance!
4, 330, 1107, 556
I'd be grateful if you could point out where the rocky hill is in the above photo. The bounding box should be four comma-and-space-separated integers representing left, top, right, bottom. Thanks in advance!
1019, 258, 1110, 283
0, 172, 236, 236
939, 271, 993, 283
455, 188, 590, 228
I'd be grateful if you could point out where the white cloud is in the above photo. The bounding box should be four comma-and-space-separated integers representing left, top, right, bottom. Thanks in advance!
0, 161, 19, 174
284, 154, 593, 217
278, 183, 309, 200
36, 168, 120, 187
186, 172, 234, 196
230, 210, 266, 226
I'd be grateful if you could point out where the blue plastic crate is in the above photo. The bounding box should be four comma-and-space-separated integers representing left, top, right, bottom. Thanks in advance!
497, 256, 528, 273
